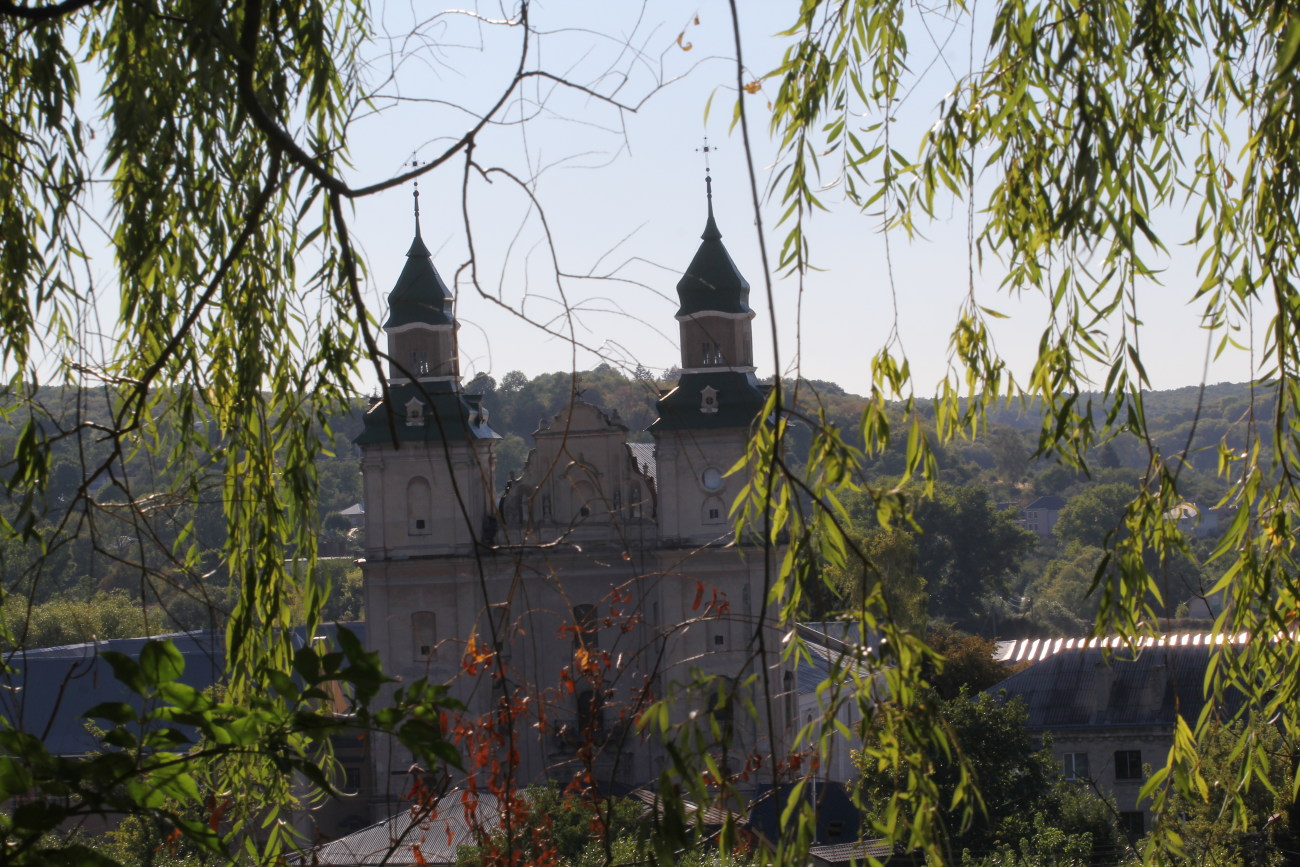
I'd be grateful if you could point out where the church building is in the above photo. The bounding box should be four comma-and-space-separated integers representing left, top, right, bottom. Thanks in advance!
355, 176, 791, 816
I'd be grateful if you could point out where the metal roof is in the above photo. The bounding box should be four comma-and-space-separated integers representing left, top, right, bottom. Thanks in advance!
789, 622, 882, 694
297, 791, 500, 866
994, 631, 1251, 664
383, 232, 454, 330
354, 383, 500, 446
674, 184, 751, 318
990, 640, 1245, 731
647, 371, 768, 433
2, 624, 364, 757
625, 442, 656, 488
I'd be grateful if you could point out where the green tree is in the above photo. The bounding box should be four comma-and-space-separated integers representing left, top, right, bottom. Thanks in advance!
923, 626, 1016, 701
856, 691, 1123, 864
1156, 717, 1299, 866
913, 483, 1036, 629
821, 524, 928, 631
1053, 484, 1136, 549
455, 786, 650, 867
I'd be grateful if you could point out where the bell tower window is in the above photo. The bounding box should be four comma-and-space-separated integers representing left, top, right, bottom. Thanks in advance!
413, 351, 430, 376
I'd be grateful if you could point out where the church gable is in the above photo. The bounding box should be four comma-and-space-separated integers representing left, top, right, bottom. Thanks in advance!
500, 401, 655, 541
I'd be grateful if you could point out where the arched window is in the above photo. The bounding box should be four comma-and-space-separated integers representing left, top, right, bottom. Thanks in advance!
709, 689, 734, 742
577, 688, 604, 734
406, 477, 432, 535
411, 611, 435, 660
783, 670, 796, 728
572, 480, 596, 520
572, 604, 598, 650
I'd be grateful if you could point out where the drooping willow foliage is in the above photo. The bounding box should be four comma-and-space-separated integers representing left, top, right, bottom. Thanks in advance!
762, 0, 1300, 862
1, 0, 1297, 864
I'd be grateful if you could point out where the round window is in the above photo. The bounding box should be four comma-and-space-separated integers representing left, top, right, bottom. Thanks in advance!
701, 467, 723, 491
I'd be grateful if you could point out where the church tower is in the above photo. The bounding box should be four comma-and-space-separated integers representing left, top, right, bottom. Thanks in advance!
649, 171, 767, 545
648, 171, 788, 782
355, 190, 500, 559
356, 192, 500, 809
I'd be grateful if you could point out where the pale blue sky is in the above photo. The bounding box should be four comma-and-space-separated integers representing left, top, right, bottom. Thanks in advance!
341, 1, 1258, 398
56, 2, 1261, 399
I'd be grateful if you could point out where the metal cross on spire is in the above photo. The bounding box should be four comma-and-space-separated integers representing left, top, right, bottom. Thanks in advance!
410, 158, 423, 237
696, 137, 716, 201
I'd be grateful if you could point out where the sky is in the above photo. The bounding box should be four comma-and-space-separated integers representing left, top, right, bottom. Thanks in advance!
61, 1, 1267, 399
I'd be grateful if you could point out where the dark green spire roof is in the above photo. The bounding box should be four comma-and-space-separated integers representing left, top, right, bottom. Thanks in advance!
675, 178, 752, 317
383, 192, 454, 329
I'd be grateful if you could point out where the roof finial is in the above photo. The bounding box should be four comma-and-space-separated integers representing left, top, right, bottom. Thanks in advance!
410, 158, 423, 239
697, 136, 715, 202
695, 137, 720, 240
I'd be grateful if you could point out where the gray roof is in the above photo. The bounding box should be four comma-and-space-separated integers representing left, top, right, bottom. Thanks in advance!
298, 792, 500, 865
991, 641, 1244, 731
354, 384, 500, 446
383, 231, 454, 330
790, 622, 881, 694
1025, 495, 1067, 510
625, 442, 656, 488
674, 186, 751, 318
647, 371, 768, 433
2, 624, 363, 757
809, 839, 902, 865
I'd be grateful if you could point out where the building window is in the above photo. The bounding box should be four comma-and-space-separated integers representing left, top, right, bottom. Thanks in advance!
406, 477, 432, 536
413, 351, 429, 375
709, 691, 734, 742
713, 634, 725, 647
1115, 750, 1143, 781
577, 688, 604, 734
783, 670, 795, 727
1062, 752, 1090, 781
700, 386, 719, 414
411, 611, 435, 660
404, 397, 425, 427
572, 604, 598, 650
490, 605, 511, 660
1119, 811, 1146, 839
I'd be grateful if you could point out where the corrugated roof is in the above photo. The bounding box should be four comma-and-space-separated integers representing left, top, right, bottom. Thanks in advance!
809, 839, 900, 864
2, 624, 364, 757
625, 442, 656, 488
991, 641, 1245, 731
994, 631, 1249, 664
297, 792, 500, 866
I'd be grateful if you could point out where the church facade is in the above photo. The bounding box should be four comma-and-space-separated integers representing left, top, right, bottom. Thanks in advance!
356, 181, 791, 815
